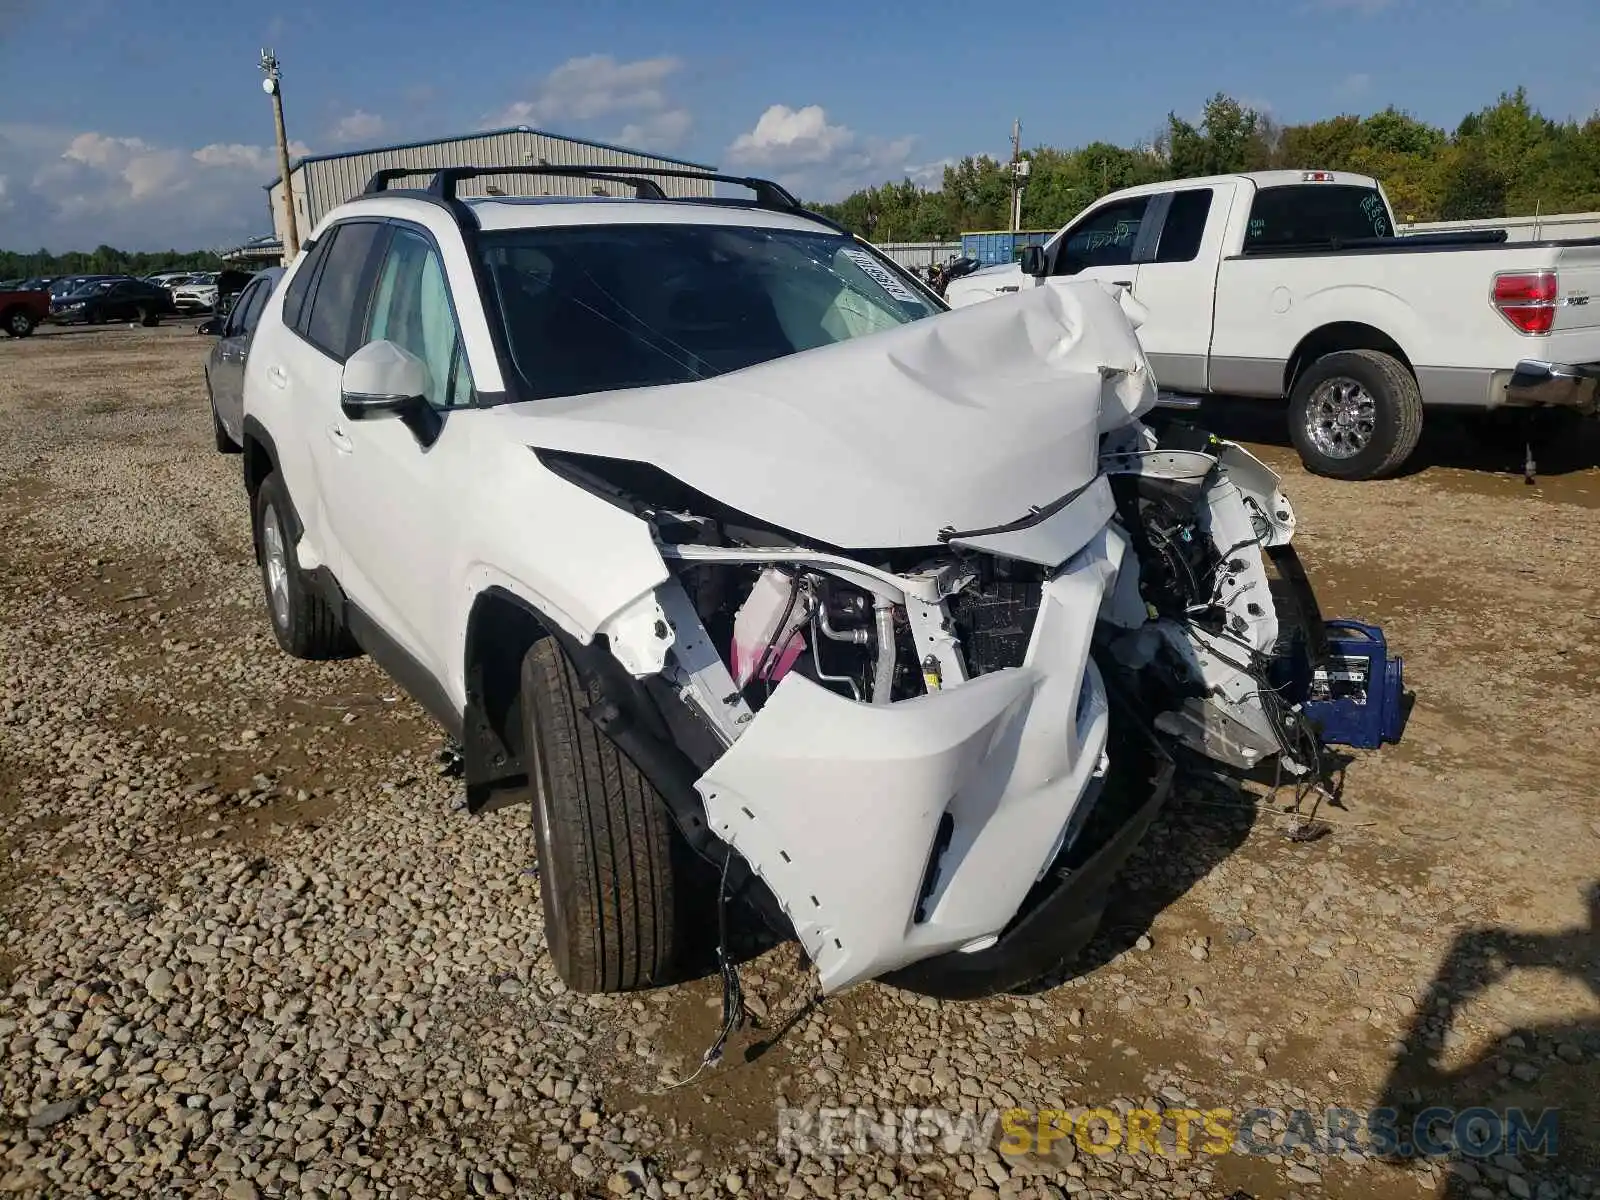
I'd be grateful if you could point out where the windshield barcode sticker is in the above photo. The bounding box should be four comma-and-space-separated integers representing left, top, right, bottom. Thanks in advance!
840, 247, 921, 304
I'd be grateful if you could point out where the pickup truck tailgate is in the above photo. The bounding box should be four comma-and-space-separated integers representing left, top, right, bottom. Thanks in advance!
1553, 245, 1600, 335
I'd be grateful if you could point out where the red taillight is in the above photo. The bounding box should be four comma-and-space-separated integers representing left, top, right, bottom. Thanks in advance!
1492, 270, 1558, 335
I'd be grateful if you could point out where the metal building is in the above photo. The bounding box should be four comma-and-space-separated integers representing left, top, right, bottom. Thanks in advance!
266, 125, 718, 254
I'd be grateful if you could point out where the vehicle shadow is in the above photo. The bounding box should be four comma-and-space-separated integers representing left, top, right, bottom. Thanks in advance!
1196, 395, 1600, 478
1369, 883, 1599, 1196
1020, 769, 1262, 988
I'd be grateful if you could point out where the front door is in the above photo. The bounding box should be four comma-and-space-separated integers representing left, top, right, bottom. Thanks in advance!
1043, 193, 1155, 295
319, 223, 477, 683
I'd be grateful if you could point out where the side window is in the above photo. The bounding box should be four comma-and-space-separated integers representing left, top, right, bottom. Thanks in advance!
1153, 189, 1214, 264
364, 227, 474, 408
304, 222, 385, 360
240, 283, 268, 334
231, 281, 267, 336
282, 234, 335, 334
1054, 197, 1150, 274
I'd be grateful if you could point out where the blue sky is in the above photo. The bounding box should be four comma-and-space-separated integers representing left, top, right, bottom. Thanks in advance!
1, 0, 1597, 251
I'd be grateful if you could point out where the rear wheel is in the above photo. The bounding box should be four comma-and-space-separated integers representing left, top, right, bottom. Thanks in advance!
521, 637, 680, 993
252, 472, 355, 659
3, 308, 35, 338
1288, 349, 1424, 480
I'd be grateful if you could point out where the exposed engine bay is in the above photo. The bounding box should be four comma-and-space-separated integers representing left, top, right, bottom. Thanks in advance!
518, 282, 1403, 996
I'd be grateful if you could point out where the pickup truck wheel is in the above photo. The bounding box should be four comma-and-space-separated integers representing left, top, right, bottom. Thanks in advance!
253, 472, 355, 659
1289, 350, 1423, 480
521, 637, 679, 993
4, 308, 35, 338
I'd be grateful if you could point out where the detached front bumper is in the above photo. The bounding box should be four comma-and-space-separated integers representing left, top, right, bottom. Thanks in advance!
694, 535, 1124, 995
1505, 359, 1600, 412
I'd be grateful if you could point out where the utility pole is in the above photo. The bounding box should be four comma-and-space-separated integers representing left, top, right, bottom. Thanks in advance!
1009, 118, 1021, 232
260, 49, 300, 261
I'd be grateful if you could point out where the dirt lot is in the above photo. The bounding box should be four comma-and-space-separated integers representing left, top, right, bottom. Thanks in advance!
0, 324, 1596, 1200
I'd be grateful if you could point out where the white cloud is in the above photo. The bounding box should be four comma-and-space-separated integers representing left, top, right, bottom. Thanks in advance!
727, 104, 852, 167
616, 108, 693, 151
60, 133, 185, 201
191, 140, 311, 172
724, 104, 921, 201
1, 122, 307, 251
495, 54, 683, 126
330, 109, 386, 146
489, 55, 695, 151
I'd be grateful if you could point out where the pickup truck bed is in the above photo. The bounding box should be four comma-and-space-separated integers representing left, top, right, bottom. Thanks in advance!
945, 170, 1600, 480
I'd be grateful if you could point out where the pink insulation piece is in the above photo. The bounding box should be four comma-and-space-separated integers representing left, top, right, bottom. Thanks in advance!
729, 568, 811, 688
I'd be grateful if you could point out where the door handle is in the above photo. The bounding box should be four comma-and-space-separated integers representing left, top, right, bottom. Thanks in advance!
326, 425, 353, 454
266, 365, 289, 389
1112, 279, 1134, 289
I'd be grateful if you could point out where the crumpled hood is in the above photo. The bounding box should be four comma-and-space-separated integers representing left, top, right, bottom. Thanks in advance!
496, 280, 1156, 549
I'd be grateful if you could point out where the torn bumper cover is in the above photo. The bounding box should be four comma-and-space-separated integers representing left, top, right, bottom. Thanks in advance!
693, 533, 1123, 994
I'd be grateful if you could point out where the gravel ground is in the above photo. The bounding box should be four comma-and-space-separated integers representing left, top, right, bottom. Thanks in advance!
0, 324, 1597, 1200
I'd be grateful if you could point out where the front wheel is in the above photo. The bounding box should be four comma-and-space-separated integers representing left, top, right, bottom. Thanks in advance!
1288, 349, 1424, 480
520, 637, 680, 993
139, 305, 160, 327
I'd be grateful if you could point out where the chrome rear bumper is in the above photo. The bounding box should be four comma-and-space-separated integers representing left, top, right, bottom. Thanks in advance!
1505, 359, 1600, 412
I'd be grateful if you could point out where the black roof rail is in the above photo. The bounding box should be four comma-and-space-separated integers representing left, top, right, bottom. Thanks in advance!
362, 163, 810, 213
362, 165, 667, 199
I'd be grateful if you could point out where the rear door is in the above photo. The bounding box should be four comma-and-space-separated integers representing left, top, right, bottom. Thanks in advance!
1130, 184, 1232, 393
211, 277, 272, 440
263, 220, 389, 579
106, 282, 138, 321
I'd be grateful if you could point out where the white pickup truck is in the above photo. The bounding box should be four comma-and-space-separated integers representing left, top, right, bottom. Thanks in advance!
944, 170, 1600, 479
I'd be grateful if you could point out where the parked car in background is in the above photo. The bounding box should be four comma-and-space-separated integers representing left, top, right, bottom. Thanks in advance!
944, 170, 1600, 480
48, 275, 117, 299
174, 273, 221, 313
0, 284, 51, 337
49, 277, 177, 326
201, 266, 283, 451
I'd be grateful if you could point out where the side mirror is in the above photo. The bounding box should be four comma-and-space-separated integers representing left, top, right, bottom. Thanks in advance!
197, 317, 222, 336
340, 340, 441, 445
1018, 245, 1047, 277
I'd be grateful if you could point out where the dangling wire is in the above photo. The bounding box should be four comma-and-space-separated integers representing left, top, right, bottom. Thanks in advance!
653, 851, 751, 1094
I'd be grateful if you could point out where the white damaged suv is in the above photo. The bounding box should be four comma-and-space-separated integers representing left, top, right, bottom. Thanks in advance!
236, 166, 1398, 999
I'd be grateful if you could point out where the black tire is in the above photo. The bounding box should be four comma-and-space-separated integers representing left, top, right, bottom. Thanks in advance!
521, 637, 679, 993
3, 308, 35, 338
252, 472, 354, 659
1289, 349, 1423, 480
139, 305, 160, 327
